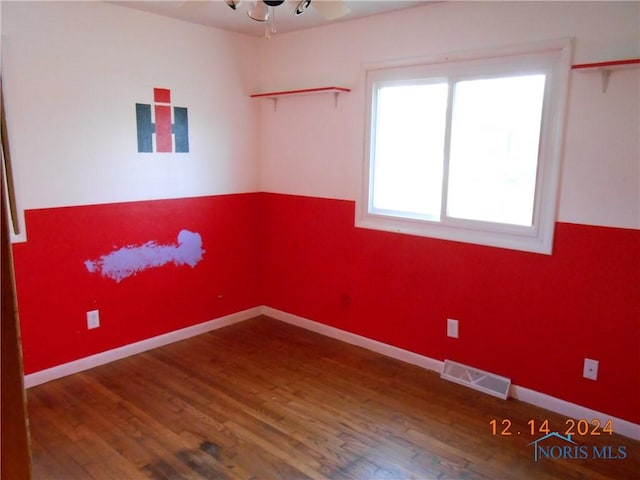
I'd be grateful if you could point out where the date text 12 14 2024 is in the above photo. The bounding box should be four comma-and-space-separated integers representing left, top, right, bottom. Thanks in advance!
490, 418, 614, 437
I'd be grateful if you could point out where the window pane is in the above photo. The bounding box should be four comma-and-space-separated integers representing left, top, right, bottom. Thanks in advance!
372, 83, 448, 219
447, 75, 546, 226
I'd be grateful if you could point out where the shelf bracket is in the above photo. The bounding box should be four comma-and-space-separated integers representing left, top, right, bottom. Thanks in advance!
600, 69, 612, 93
250, 86, 351, 111
571, 58, 639, 93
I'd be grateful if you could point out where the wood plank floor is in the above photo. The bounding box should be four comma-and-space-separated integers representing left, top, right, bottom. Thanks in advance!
27, 316, 638, 479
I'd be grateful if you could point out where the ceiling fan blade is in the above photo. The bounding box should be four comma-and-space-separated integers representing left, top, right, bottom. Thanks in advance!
312, 0, 351, 20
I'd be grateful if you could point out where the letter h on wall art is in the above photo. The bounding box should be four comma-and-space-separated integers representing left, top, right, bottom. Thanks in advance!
136, 88, 189, 153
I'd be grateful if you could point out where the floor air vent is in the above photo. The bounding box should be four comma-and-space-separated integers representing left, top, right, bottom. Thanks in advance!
441, 360, 511, 399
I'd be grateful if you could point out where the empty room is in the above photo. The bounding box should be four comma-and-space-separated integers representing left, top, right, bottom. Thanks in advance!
1, 1, 638, 479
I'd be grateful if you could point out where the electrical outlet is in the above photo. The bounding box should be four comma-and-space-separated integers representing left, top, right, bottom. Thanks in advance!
447, 318, 459, 338
87, 310, 100, 330
583, 358, 598, 380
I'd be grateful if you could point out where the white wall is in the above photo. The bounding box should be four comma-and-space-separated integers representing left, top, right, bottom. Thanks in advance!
561, 66, 639, 227
254, 1, 640, 229
2, 1, 261, 240
3, 1, 639, 232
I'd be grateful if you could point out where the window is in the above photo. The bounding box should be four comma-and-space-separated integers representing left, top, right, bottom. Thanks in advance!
358, 41, 571, 254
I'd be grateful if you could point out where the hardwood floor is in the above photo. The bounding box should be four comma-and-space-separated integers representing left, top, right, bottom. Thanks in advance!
27, 316, 638, 479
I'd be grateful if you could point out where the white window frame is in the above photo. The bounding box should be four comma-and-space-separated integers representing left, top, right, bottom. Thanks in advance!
356, 39, 572, 254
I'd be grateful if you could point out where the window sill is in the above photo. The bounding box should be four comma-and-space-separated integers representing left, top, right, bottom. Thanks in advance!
355, 213, 554, 255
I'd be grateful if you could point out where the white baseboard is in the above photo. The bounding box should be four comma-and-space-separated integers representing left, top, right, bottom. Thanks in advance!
262, 306, 640, 441
24, 304, 639, 440
23, 306, 262, 389
260, 306, 444, 373
509, 385, 640, 441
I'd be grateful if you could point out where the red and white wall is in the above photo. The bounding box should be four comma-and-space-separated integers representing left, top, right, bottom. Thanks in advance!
255, 1, 639, 427
3, 1, 639, 434
2, 1, 263, 370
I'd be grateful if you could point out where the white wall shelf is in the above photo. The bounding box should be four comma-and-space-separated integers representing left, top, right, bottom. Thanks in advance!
250, 86, 351, 111
572, 58, 640, 93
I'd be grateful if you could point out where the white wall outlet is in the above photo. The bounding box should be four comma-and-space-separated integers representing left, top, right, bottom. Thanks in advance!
447, 318, 459, 338
87, 310, 100, 330
583, 358, 598, 380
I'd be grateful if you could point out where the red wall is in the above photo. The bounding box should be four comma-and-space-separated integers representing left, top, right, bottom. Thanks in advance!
12, 192, 639, 424
12, 194, 262, 374
260, 193, 640, 424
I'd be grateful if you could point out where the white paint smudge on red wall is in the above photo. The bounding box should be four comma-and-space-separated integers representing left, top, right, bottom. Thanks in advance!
85, 230, 204, 282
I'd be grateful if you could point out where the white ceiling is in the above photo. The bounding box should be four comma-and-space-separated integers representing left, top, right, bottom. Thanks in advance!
108, 0, 433, 37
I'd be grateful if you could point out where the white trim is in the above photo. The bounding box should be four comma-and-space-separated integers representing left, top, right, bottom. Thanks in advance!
261, 306, 444, 373
23, 306, 262, 389
361, 38, 574, 73
358, 39, 572, 255
263, 306, 640, 441
510, 385, 640, 442
24, 304, 640, 441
